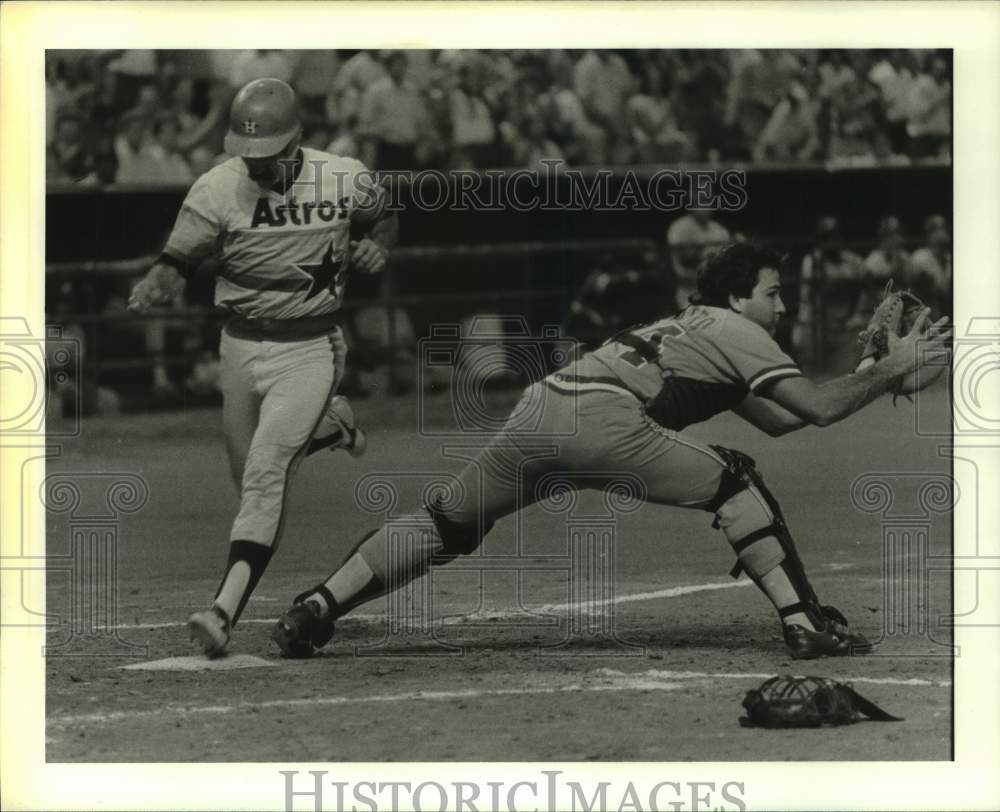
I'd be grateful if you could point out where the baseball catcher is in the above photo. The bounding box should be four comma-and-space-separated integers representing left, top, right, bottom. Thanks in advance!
271, 243, 951, 661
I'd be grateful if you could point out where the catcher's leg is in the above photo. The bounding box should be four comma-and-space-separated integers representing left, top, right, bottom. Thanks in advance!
704, 445, 872, 659
273, 397, 558, 657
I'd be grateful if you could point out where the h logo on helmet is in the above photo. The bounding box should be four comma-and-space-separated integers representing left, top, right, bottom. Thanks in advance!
243, 119, 257, 134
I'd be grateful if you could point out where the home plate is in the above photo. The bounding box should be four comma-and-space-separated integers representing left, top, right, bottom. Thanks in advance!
121, 654, 277, 672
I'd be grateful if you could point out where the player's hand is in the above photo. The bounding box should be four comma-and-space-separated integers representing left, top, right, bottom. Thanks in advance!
349, 239, 387, 275
889, 309, 952, 373
127, 271, 182, 314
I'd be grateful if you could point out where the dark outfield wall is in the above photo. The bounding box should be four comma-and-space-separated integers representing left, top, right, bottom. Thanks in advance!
47, 164, 951, 263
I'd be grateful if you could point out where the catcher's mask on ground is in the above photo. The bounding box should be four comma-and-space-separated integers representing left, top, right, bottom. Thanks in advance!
225, 77, 303, 160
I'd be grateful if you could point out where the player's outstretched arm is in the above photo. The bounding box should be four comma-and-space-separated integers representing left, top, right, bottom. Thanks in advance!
767, 311, 950, 427
733, 394, 808, 437
127, 260, 187, 314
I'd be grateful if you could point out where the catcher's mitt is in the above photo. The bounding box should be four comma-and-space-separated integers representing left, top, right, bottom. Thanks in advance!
739, 675, 903, 729
856, 281, 928, 404
857, 280, 926, 365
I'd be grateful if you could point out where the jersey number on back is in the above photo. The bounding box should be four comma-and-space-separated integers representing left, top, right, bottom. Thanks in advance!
619, 322, 686, 368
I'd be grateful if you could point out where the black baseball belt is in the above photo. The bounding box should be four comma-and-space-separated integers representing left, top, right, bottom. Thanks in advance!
225, 312, 342, 342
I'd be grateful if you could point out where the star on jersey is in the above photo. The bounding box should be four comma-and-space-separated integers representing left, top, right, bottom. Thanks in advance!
295, 243, 343, 301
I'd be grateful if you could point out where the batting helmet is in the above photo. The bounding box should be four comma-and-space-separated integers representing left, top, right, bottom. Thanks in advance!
224, 78, 302, 158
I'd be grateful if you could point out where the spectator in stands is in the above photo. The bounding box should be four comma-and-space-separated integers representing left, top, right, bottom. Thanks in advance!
864, 215, 912, 284
563, 250, 670, 349
113, 110, 159, 183
906, 54, 951, 158
114, 112, 191, 183
46, 54, 98, 146
851, 215, 913, 328
326, 111, 361, 159
752, 81, 820, 162
228, 49, 293, 88
793, 216, 866, 368
47, 113, 94, 183
909, 214, 952, 315
672, 51, 737, 161
52, 48, 955, 174
666, 207, 731, 312
124, 82, 162, 131
358, 51, 429, 170
150, 114, 195, 182
724, 49, 799, 160
167, 78, 201, 137
826, 69, 889, 160
574, 50, 634, 164
868, 49, 918, 156
291, 50, 342, 122
104, 49, 158, 112
449, 64, 497, 169
502, 105, 564, 168
626, 66, 690, 164
538, 52, 605, 166
165, 76, 228, 157
331, 50, 387, 131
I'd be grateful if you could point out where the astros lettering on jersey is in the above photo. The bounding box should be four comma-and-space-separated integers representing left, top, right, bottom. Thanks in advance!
165, 147, 387, 319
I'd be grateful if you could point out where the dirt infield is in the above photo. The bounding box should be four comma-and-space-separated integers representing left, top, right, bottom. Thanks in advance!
44, 386, 953, 762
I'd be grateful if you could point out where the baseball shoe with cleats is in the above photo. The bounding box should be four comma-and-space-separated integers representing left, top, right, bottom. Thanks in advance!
309, 395, 367, 458
783, 623, 874, 659
271, 599, 335, 659
188, 605, 231, 658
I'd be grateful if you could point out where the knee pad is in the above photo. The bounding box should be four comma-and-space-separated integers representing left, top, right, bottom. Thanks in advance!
425, 498, 492, 556
705, 445, 821, 612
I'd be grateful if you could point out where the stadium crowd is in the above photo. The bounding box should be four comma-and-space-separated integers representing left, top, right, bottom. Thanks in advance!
46, 48, 951, 184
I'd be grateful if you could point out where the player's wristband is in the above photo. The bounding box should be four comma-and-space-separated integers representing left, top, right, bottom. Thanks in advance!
158, 252, 195, 281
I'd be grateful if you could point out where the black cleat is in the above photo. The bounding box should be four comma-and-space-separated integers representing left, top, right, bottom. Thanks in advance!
783, 623, 874, 660
271, 600, 335, 659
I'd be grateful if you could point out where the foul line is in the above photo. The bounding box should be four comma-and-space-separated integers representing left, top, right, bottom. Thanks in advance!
112, 578, 757, 632
48, 668, 947, 729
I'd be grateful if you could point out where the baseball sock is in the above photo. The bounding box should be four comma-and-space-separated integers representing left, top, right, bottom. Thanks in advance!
307, 519, 443, 619
214, 540, 274, 624
759, 566, 814, 630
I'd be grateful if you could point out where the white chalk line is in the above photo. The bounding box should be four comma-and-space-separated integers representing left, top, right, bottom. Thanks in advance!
107, 578, 757, 632
595, 669, 951, 688
47, 667, 947, 729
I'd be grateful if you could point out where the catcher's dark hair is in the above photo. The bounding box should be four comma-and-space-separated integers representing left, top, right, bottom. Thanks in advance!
690, 242, 787, 309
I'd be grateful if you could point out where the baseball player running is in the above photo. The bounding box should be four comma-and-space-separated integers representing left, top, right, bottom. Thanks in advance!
128, 78, 397, 656
272, 243, 949, 660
